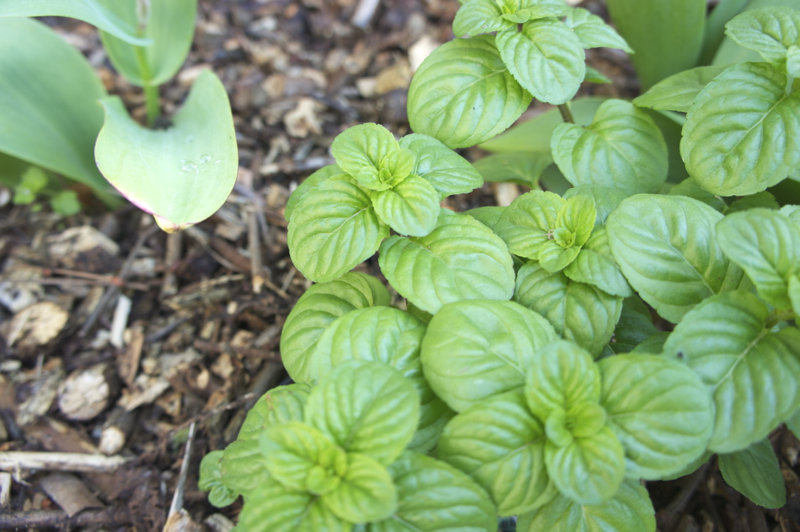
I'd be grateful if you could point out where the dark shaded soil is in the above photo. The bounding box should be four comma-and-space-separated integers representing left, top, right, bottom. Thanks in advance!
1, 1, 799, 530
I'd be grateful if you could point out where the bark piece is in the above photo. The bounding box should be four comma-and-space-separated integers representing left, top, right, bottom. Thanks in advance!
58, 363, 116, 421
39, 473, 103, 517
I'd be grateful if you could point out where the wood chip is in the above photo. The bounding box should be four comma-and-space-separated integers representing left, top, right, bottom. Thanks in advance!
283, 97, 323, 138
0, 451, 131, 473
39, 473, 103, 517
2, 301, 68, 350
46, 226, 120, 273
58, 364, 116, 421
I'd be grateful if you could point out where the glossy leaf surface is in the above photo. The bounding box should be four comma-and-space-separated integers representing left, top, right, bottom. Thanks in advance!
633, 65, 726, 113
719, 439, 786, 508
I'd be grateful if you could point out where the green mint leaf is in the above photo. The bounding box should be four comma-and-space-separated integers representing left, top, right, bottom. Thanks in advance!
49, 190, 81, 216
518, 479, 656, 532
285, 164, 345, 222
261, 422, 345, 493
725, 7, 800, 64
238, 384, 311, 442
790, 274, 800, 317
472, 151, 553, 188
563, 185, 628, 224
437, 389, 556, 516
663, 290, 800, 453
551, 99, 668, 194
408, 35, 531, 148
371, 176, 440, 236
681, 62, 800, 196
452, 0, 514, 37
669, 178, 727, 212
370, 451, 498, 531
330, 123, 406, 190
787, 409, 800, 440
584, 65, 613, 84
545, 425, 625, 505
524, 340, 601, 422
495, 19, 585, 105
564, 7, 632, 52
719, 439, 786, 509
608, 297, 659, 354
515, 262, 623, 357
280, 272, 390, 383
307, 306, 449, 454
724, 191, 779, 214
788, 44, 800, 78
379, 209, 515, 315
563, 227, 632, 298
599, 354, 714, 480
398, 133, 483, 198
716, 208, 800, 310
606, 194, 744, 323
633, 65, 726, 113
219, 439, 271, 496
304, 361, 420, 466
495, 190, 564, 260
421, 300, 557, 413
557, 194, 595, 248
198, 451, 238, 508
464, 206, 506, 233
287, 176, 389, 282
323, 453, 397, 523
237, 481, 352, 532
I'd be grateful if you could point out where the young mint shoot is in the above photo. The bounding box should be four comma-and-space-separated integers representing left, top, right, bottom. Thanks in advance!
200, 3, 800, 530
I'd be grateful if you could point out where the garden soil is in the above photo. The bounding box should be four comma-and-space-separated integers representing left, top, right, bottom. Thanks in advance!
0, 1, 798, 530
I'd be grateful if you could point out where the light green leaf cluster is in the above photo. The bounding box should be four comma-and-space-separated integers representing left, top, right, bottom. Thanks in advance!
435, 333, 712, 520
199, 362, 496, 530
287, 124, 483, 281
409, 2, 630, 147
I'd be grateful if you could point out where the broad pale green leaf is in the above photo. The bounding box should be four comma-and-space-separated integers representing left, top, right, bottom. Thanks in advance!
681, 62, 800, 196
725, 7, 800, 63
95, 70, 238, 231
323, 453, 397, 523
198, 451, 238, 507
563, 185, 628, 225
219, 439, 271, 495
261, 422, 345, 493
285, 164, 345, 222
607, 0, 706, 89
564, 8, 632, 52
525, 340, 601, 422
280, 272, 390, 383
0, 0, 148, 44
421, 300, 557, 413
365, 451, 497, 532
724, 191, 780, 213
331, 123, 402, 189
515, 262, 623, 357
307, 306, 448, 453
98, 0, 196, 87
633, 65, 727, 113
701, 0, 750, 64
398, 134, 483, 198
479, 97, 605, 153
0, 18, 116, 202
305, 361, 419, 466
371, 176, 440, 236
452, 0, 513, 37
669, 178, 727, 212
472, 152, 552, 188
564, 228, 632, 298
545, 426, 625, 505
606, 194, 744, 323
379, 210, 515, 315
237, 481, 352, 532
719, 439, 786, 508
408, 35, 531, 148
495, 20, 585, 105
663, 291, 800, 452
238, 384, 311, 442
495, 190, 564, 259
437, 390, 556, 516
791, 274, 800, 316
518, 479, 656, 532
599, 354, 714, 480
716, 208, 800, 310
551, 99, 668, 194
287, 176, 388, 282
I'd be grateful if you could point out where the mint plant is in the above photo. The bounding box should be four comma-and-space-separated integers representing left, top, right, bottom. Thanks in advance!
0, 0, 238, 230
201, 2, 800, 530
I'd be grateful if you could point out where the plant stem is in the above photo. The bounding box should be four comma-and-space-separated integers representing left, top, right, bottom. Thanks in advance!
133, 29, 159, 126
557, 103, 575, 123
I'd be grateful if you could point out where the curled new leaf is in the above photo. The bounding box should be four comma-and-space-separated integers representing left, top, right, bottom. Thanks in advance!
408, 35, 531, 148
725, 7, 800, 64
323, 453, 398, 523
398, 133, 483, 198
564, 8, 632, 52
371, 176, 440, 236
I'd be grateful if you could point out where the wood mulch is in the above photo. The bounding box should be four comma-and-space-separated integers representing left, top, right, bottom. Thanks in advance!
0, 1, 798, 530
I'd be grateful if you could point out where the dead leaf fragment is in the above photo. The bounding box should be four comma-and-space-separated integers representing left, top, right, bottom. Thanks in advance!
39, 473, 103, 516
2, 301, 68, 350
283, 98, 323, 138
47, 225, 120, 273
58, 363, 115, 421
